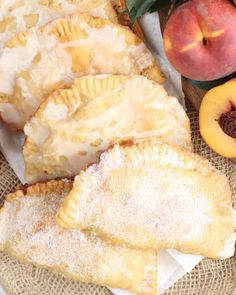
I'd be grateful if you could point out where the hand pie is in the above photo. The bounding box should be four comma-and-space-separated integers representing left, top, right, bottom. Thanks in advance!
23, 75, 191, 183
0, 180, 157, 295
111, 0, 144, 39
57, 139, 235, 259
0, 0, 118, 47
0, 14, 164, 130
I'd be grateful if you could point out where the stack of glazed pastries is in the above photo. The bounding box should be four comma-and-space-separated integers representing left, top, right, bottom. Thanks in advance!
0, 1, 235, 294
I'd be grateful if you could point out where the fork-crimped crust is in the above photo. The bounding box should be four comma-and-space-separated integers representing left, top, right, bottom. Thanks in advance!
57, 139, 235, 259
0, 179, 158, 295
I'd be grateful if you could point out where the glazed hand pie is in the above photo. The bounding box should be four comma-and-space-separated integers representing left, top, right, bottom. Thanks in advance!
57, 139, 236, 259
23, 75, 191, 183
111, 0, 144, 39
0, 180, 157, 294
0, 14, 164, 130
0, 0, 118, 47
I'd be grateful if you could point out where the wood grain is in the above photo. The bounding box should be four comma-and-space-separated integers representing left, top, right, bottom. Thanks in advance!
182, 78, 206, 110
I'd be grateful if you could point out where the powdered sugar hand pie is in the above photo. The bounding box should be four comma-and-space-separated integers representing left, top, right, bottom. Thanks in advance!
23, 75, 191, 184
0, 14, 164, 130
0, 0, 118, 48
57, 139, 235, 259
0, 180, 157, 294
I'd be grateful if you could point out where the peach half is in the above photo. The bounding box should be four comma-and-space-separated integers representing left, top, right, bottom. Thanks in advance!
199, 80, 236, 158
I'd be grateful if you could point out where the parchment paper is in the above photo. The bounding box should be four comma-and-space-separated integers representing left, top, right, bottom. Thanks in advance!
0, 12, 221, 295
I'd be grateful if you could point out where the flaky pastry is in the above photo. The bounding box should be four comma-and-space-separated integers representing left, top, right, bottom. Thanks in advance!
0, 180, 157, 294
57, 139, 236, 259
23, 75, 191, 183
0, 13, 163, 129
0, 0, 118, 47
111, 0, 144, 39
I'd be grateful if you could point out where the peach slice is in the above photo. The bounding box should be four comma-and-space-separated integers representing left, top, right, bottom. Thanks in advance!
199, 80, 236, 158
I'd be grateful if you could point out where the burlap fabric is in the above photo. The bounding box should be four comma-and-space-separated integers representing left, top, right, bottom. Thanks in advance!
0, 102, 235, 295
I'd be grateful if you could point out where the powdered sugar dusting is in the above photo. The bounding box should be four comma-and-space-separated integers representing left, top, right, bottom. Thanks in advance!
63, 141, 234, 258
79, 166, 212, 248
0, 182, 157, 294
219, 232, 236, 259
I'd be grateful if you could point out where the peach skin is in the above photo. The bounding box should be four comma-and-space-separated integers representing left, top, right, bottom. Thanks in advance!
164, 0, 236, 81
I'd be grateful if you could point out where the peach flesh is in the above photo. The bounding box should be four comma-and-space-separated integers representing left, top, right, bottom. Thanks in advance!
199, 80, 236, 158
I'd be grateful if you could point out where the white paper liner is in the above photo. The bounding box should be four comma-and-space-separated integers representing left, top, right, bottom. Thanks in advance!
0, 285, 6, 295
110, 251, 203, 295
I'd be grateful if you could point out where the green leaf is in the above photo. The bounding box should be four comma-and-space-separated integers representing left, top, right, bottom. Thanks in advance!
126, 0, 138, 11
125, 0, 186, 23
126, 0, 156, 11
126, 0, 157, 23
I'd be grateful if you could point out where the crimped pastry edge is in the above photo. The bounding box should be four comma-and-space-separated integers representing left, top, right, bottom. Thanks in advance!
6, 179, 72, 201
56, 138, 235, 259
23, 75, 190, 183
2, 178, 158, 295
0, 12, 164, 130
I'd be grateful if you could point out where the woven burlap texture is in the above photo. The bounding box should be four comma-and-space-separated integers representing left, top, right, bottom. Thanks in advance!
0, 104, 235, 295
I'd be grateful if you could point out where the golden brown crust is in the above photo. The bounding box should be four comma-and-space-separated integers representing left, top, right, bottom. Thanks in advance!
1, 179, 158, 295
6, 31, 28, 48
23, 75, 191, 183
1, 0, 118, 46
141, 64, 165, 85
46, 13, 145, 45
112, 0, 165, 81
7, 179, 73, 200
0, 12, 164, 130
57, 138, 235, 259
111, 0, 145, 40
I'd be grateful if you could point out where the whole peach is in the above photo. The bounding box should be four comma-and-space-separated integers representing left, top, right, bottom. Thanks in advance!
164, 0, 236, 81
